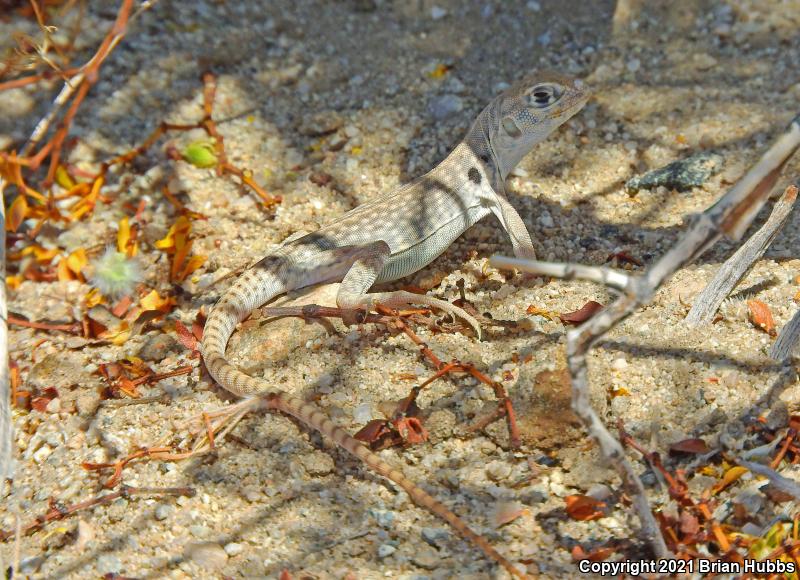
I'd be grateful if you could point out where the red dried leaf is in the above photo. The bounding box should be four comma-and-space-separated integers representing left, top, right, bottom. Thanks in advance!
669, 438, 710, 455
354, 419, 389, 443
111, 295, 133, 318
279, 571, 292, 580
175, 320, 198, 351
564, 494, 606, 521
560, 301, 604, 325
31, 387, 59, 412
747, 299, 776, 337
789, 415, 800, 431
394, 416, 428, 445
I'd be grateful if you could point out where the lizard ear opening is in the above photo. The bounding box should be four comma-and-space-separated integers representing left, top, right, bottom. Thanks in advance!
501, 116, 522, 138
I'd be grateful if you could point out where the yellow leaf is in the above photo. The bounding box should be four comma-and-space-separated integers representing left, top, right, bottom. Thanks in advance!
66, 248, 88, 278
350, 146, 363, 155
155, 216, 191, 252
610, 387, 630, 398
118, 217, 130, 253
31, 245, 59, 263
84, 288, 105, 308
179, 254, 206, 281
711, 465, 748, 495
101, 321, 131, 346
427, 63, 450, 79
55, 165, 76, 190
57, 259, 72, 282
6, 274, 22, 290
6, 195, 28, 232
139, 289, 175, 312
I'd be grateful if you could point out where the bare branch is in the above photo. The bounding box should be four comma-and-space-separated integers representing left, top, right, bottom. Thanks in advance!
686, 185, 798, 326
737, 459, 800, 501
491, 114, 800, 559
490, 256, 631, 290
771, 307, 800, 361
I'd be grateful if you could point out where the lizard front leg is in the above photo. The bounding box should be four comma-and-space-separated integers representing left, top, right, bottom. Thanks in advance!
336, 241, 482, 338
489, 192, 537, 260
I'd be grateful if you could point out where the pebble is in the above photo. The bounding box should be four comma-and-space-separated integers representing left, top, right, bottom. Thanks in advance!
431, 6, 447, 20
353, 403, 374, 424
377, 543, 397, 558
526, 0, 541, 11
429, 94, 463, 120
486, 460, 512, 481
412, 546, 441, 569
538, 212, 555, 228
611, 357, 628, 370
421, 527, 449, 547
626, 58, 641, 73
97, 554, 122, 574
300, 450, 335, 476
154, 504, 172, 521
184, 542, 228, 570
138, 333, 179, 361
224, 542, 244, 556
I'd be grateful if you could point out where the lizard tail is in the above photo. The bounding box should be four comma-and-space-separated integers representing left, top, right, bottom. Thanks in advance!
201, 268, 530, 579
265, 389, 531, 579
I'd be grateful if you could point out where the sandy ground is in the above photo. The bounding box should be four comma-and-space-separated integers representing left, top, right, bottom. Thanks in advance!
2, 0, 800, 578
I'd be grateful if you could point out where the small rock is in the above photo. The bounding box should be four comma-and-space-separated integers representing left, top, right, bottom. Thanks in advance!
611, 357, 628, 370
353, 403, 374, 425
421, 527, 449, 547
300, 450, 335, 476
97, 554, 122, 574
430, 6, 447, 19
184, 542, 228, 570
426, 409, 456, 440
19, 556, 45, 574
526, 0, 541, 11
626, 58, 641, 73
154, 504, 172, 521
377, 543, 397, 558
429, 94, 463, 120
412, 545, 441, 569
486, 460, 512, 481
138, 333, 179, 361
625, 152, 724, 194
297, 111, 344, 136
538, 212, 555, 228
224, 542, 244, 556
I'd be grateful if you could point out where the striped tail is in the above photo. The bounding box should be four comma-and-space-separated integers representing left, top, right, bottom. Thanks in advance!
201, 269, 529, 579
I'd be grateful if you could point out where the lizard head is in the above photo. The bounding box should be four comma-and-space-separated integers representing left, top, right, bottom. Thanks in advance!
486, 73, 589, 179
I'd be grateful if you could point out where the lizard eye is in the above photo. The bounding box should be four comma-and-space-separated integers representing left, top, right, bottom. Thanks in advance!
501, 116, 522, 138
527, 83, 562, 107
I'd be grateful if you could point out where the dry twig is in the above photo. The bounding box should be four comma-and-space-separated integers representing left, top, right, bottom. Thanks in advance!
686, 185, 798, 326
491, 114, 800, 558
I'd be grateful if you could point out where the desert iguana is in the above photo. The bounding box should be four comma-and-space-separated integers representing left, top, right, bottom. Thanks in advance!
201, 73, 588, 577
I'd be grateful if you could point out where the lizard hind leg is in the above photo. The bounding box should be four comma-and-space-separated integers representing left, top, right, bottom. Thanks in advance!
336, 242, 481, 339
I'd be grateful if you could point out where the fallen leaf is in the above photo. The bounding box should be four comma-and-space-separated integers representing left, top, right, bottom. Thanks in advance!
427, 63, 450, 78
175, 320, 198, 351
564, 494, 606, 521
711, 465, 748, 495
117, 216, 137, 256
139, 290, 175, 313
747, 300, 776, 337
669, 438, 710, 455
526, 305, 560, 321
6, 194, 28, 232
491, 500, 527, 527
560, 301, 604, 325
55, 165, 76, 190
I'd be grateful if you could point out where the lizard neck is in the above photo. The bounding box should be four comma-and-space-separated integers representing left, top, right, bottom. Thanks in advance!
462, 103, 509, 193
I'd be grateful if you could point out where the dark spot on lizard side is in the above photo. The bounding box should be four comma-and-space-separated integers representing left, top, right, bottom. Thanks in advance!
468, 167, 481, 184
479, 154, 490, 163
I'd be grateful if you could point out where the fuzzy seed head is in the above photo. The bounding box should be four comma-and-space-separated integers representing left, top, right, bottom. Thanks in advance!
90, 247, 142, 298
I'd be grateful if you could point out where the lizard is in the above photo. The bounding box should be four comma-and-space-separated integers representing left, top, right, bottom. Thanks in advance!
201, 72, 589, 577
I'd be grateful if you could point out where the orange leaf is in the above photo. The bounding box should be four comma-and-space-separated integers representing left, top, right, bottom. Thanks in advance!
155, 215, 191, 252
139, 290, 175, 313
178, 254, 206, 281
711, 466, 748, 495
6, 195, 28, 232
747, 300, 776, 337
565, 494, 606, 521
6, 274, 22, 290
560, 301, 604, 325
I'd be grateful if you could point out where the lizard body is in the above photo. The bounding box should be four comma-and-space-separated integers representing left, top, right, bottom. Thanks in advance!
201, 73, 588, 577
